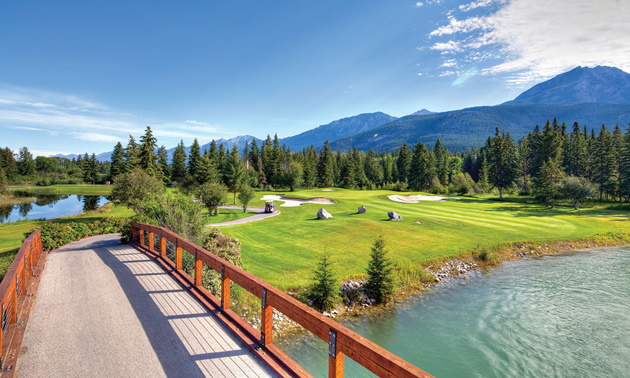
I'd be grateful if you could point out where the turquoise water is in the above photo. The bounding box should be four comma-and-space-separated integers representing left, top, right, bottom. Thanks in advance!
343, 248, 630, 377
0, 194, 108, 223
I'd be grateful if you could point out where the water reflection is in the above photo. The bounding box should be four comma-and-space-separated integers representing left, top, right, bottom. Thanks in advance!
0, 194, 108, 223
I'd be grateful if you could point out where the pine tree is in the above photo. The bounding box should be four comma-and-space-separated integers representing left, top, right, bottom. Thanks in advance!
612, 124, 625, 199
224, 145, 244, 204
17, 147, 35, 176
171, 141, 187, 183
157, 145, 170, 182
408, 141, 434, 191
434, 138, 449, 185
0, 167, 7, 194
303, 145, 318, 189
518, 135, 532, 191
489, 128, 519, 199
123, 135, 139, 172
317, 140, 335, 187
308, 254, 339, 312
188, 138, 202, 180
0, 148, 17, 179
595, 125, 618, 200
620, 124, 630, 201
534, 158, 563, 208
478, 150, 489, 192
249, 139, 260, 172
110, 142, 126, 180
365, 234, 394, 304
364, 148, 383, 187
396, 143, 412, 183
138, 126, 162, 178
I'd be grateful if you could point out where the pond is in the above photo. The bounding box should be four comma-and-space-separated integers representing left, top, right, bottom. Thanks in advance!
0, 192, 111, 223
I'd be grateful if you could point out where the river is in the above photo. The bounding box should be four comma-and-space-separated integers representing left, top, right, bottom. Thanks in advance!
343, 247, 630, 377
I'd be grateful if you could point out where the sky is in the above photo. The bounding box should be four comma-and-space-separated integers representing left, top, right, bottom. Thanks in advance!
1, 0, 629, 157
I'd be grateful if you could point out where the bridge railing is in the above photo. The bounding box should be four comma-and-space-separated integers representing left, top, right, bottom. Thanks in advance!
131, 222, 432, 378
0, 230, 44, 374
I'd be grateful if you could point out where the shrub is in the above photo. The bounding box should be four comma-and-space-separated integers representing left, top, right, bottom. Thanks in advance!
28, 217, 132, 250
197, 182, 228, 216
365, 234, 395, 304
307, 253, 339, 312
238, 185, 255, 213
112, 168, 166, 215
201, 228, 244, 294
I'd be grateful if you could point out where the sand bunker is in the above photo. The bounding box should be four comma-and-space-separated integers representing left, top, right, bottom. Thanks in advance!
321, 189, 337, 192
261, 195, 336, 207
388, 194, 458, 203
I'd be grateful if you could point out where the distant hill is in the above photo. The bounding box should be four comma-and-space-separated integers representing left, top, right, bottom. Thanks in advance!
329, 103, 630, 152
330, 66, 630, 152
279, 112, 396, 151
505, 66, 630, 105
411, 109, 434, 116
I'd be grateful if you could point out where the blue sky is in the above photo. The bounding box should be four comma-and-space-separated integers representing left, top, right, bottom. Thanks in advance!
1, 0, 629, 156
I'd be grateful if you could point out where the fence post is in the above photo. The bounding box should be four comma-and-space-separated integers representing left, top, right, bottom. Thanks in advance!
149, 230, 154, 252
329, 329, 344, 378
176, 239, 182, 271
261, 288, 273, 346
160, 230, 166, 258
221, 265, 230, 311
194, 250, 202, 287
10, 281, 17, 324
139, 229, 145, 248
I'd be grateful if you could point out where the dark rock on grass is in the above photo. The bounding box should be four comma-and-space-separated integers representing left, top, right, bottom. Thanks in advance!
358, 206, 366, 214
317, 208, 333, 219
388, 211, 402, 221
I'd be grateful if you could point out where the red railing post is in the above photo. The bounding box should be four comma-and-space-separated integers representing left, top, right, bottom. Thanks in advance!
160, 230, 166, 258
139, 229, 145, 248
221, 265, 230, 311
194, 250, 202, 287
148, 230, 154, 251
10, 281, 17, 324
261, 288, 273, 346
329, 329, 344, 378
176, 240, 182, 270
130, 226, 135, 244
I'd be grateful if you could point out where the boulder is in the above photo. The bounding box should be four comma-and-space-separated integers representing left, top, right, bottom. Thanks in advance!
317, 208, 333, 219
388, 211, 402, 221
358, 206, 366, 214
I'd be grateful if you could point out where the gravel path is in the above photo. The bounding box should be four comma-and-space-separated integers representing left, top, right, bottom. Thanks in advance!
205, 206, 280, 227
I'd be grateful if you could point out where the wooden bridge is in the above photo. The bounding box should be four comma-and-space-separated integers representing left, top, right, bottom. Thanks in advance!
0, 224, 433, 377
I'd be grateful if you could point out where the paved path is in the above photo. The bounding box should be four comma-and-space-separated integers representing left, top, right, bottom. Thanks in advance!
16, 234, 276, 378
205, 206, 280, 227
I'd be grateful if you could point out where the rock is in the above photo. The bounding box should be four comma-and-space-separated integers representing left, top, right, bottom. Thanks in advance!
317, 208, 333, 219
358, 206, 366, 214
323, 312, 331, 317
388, 211, 403, 221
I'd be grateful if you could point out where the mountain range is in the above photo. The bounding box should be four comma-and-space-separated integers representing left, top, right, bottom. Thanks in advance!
56, 65, 630, 161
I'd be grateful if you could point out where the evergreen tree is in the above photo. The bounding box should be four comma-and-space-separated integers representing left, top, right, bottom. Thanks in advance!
157, 145, 170, 182
303, 146, 318, 189
0, 167, 7, 194
196, 155, 219, 184
364, 148, 383, 187
567, 122, 588, 177
612, 124, 625, 199
595, 125, 618, 200
224, 144, 244, 204
138, 126, 162, 178
396, 143, 412, 183
408, 141, 434, 191
17, 147, 35, 176
82, 153, 98, 184
365, 234, 395, 304
534, 158, 563, 208
0, 148, 17, 179
489, 128, 519, 199
478, 150, 489, 192
171, 140, 187, 183
188, 138, 202, 179
316, 140, 335, 187
308, 254, 339, 312
110, 142, 126, 180
123, 135, 139, 172
434, 138, 449, 185
620, 124, 630, 201
217, 143, 226, 182
518, 135, 532, 191
249, 138, 260, 172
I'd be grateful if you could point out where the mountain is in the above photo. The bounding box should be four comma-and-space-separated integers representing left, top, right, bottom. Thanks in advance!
411, 109, 434, 116
330, 66, 630, 152
505, 66, 630, 105
279, 112, 397, 151
329, 103, 630, 151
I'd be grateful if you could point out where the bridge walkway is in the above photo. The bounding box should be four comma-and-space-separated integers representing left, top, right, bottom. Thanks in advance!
15, 234, 276, 377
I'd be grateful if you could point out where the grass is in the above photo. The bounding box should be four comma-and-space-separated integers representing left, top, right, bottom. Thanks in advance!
219, 189, 630, 290
8, 184, 113, 196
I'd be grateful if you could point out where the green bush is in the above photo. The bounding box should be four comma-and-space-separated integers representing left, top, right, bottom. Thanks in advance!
365, 234, 395, 304
307, 253, 339, 312
26, 217, 134, 251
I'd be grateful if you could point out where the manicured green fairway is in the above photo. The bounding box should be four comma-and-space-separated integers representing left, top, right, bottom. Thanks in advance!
221, 189, 630, 290
9, 184, 113, 196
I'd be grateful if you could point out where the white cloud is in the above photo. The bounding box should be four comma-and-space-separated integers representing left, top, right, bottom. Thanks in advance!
430, 41, 463, 53
414, 2, 424, 7
440, 71, 457, 77
185, 120, 209, 126
73, 132, 122, 143
441, 59, 458, 68
459, 0, 498, 12
430, 0, 630, 85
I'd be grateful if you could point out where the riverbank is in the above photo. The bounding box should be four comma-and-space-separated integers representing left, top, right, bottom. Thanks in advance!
333, 231, 630, 319
0, 192, 36, 206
